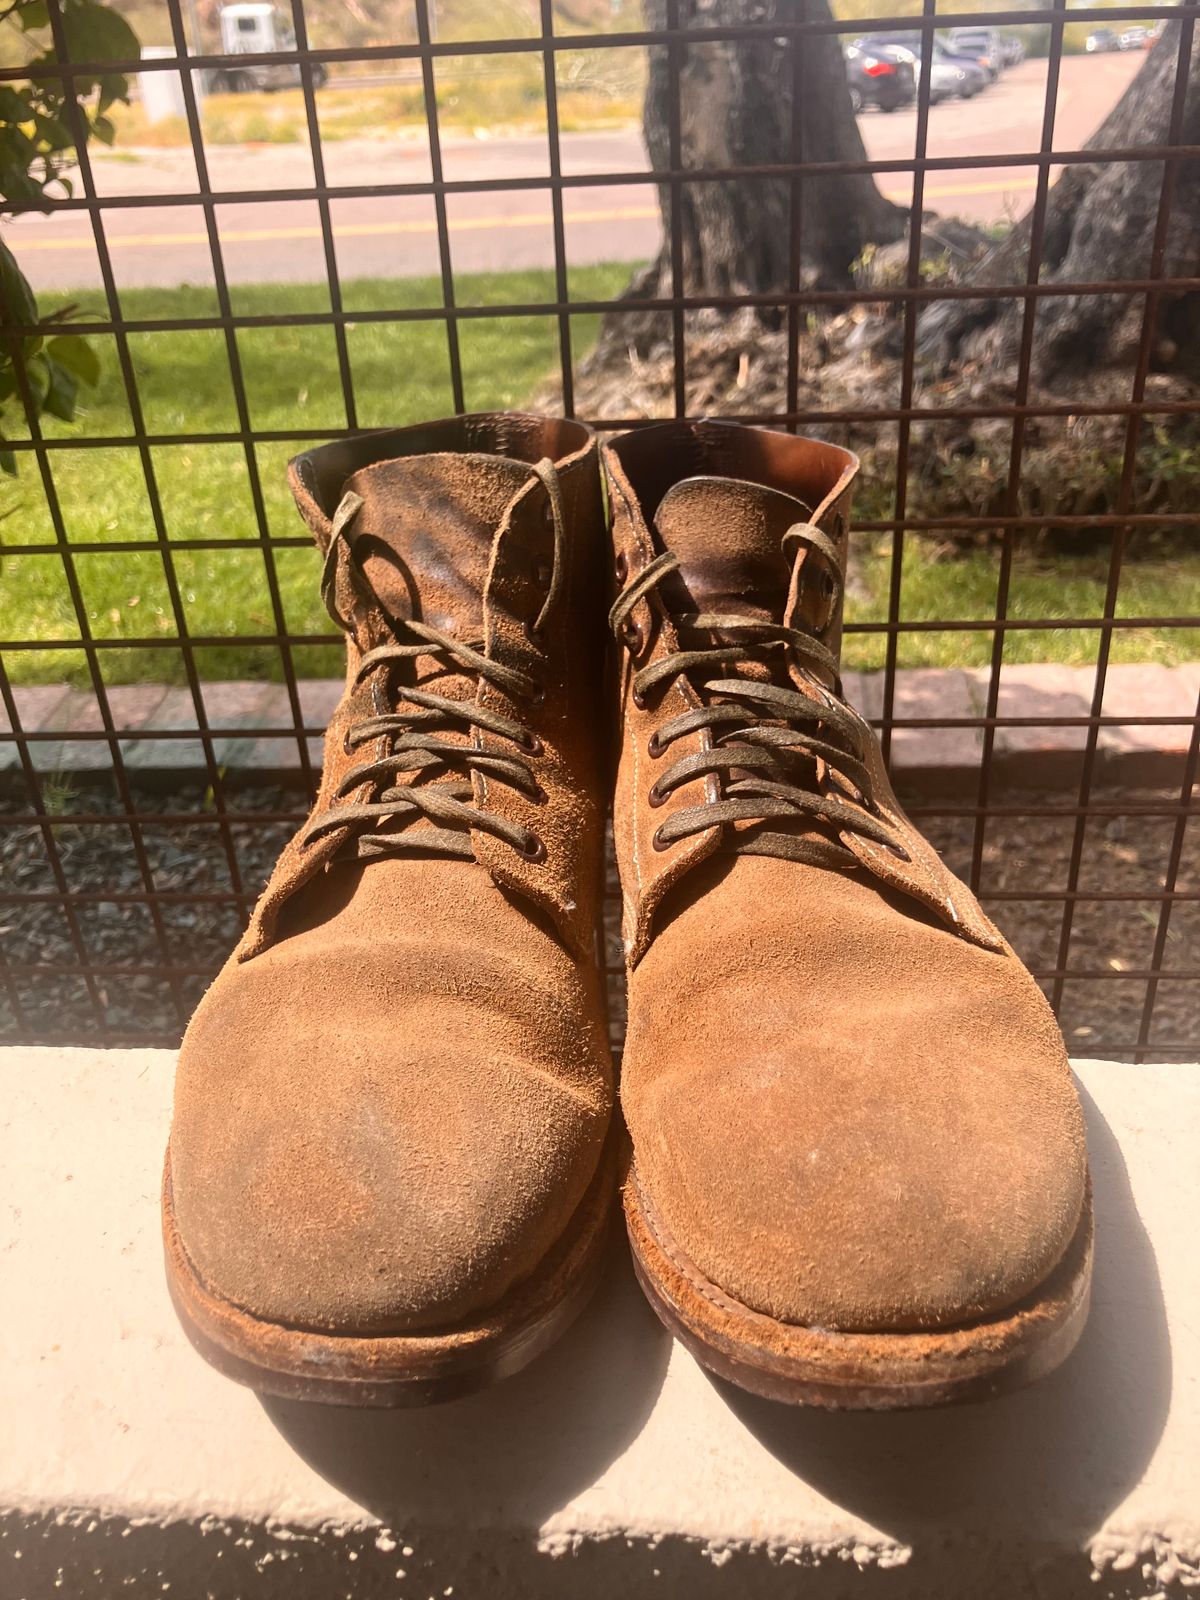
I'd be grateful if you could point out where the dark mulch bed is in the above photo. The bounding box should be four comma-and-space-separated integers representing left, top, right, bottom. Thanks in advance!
904, 780, 1198, 1062
1, 780, 1195, 1062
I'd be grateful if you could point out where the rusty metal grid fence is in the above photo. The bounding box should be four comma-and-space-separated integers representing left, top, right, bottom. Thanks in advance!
1, 0, 1197, 1061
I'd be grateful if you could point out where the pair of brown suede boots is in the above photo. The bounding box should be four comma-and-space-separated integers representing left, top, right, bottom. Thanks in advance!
163, 414, 1092, 1412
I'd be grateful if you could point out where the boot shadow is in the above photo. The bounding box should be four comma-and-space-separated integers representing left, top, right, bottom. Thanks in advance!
720, 1078, 1172, 1577
263, 1231, 670, 1528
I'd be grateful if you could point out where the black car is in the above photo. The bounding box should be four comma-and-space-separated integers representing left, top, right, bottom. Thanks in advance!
1086, 27, 1121, 52
855, 33, 987, 102
844, 42, 916, 114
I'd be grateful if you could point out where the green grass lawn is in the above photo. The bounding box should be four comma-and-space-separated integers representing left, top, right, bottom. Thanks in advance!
3, 264, 1197, 687
845, 533, 1200, 674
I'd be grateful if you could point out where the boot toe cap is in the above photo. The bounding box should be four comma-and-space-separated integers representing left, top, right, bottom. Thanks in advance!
623, 860, 1089, 1334
630, 1034, 1088, 1334
169, 960, 608, 1334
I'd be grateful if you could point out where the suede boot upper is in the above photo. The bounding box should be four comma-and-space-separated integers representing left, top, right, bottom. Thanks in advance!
169, 414, 613, 1335
606, 420, 1089, 1334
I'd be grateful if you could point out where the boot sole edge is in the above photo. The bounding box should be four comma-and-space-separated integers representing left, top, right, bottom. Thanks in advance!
162, 1133, 617, 1408
624, 1168, 1093, 1411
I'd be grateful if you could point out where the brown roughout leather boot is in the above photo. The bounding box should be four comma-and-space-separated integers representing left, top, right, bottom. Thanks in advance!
605, 420, 1092, 1409
163, 414, 615, 1406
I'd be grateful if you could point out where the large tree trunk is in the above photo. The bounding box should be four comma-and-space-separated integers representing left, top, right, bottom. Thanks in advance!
583, 0, 903, 371
920, 23, 1200, 386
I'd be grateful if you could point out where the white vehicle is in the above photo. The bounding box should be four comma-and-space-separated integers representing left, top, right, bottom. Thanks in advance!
209, 4, 328, 93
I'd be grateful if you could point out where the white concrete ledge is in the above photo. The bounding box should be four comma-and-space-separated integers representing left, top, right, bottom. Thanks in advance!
2, 1049, 1198, 1598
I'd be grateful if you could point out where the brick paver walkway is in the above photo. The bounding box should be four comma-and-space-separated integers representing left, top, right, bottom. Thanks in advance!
3, 665, 1197, 787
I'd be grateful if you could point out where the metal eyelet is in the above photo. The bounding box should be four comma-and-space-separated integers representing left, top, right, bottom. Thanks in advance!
647, 729, 664, 759
828, 774, 867, 809
632, 687, 647, 711
341, 728, 354, 756
521, 731, 544, 757
516, 832, 547, 863
527, 681, 546, 706
651, 825, 669, 852
614, 551, 628, 584
647, 780, 667, 809
883, 841, 912, 863
621, 617, 643, 653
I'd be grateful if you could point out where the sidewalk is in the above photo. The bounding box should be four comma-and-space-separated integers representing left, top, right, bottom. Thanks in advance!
3, 664, 1197, 790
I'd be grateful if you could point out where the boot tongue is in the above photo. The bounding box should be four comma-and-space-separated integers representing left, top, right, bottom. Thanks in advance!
343, 451, 533, 637
329, 452, 534, 851
652, 475, 815, 621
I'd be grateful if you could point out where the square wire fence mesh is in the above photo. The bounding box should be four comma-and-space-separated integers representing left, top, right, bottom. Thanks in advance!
0, 0, 1197, 1060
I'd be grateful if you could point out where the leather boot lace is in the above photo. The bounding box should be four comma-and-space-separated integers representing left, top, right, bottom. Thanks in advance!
609, 523, 911, 869
300, 461, 565, 865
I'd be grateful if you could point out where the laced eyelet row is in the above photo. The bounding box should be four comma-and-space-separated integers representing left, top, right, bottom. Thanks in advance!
607, 544, 916, 876
305, 474, 566, 870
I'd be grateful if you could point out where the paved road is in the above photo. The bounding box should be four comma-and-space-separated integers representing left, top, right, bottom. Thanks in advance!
10, 53, 1142, 293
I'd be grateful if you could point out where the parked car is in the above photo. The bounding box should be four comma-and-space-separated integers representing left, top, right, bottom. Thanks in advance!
999, 32, 1026, 67
843, 43, 916, 114
927, 49, 966, 104
1085, 27, 1121, 52
946, 26, 1004, 80
932, 42, 988, 99
853, 34, 985, 102
1118, 25, 1151, 49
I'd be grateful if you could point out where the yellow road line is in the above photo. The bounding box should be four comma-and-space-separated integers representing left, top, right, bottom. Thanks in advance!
12, 204, 659, 252
882, 175, 1045, 201
13, 178, 1043, 252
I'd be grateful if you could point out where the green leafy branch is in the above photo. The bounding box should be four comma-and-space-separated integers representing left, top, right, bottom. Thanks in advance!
1, 0, 139, 474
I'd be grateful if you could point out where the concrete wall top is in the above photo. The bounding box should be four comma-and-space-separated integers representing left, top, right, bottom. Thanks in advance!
2, 1048, 1197, 1598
